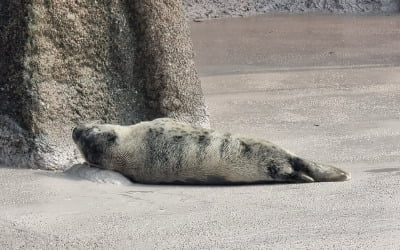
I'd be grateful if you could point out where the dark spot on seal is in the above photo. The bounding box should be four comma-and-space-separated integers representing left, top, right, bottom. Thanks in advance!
105, 131, 117, 143
173, 135, 184, 142
144, 128, 161, 168
150, 127, 164, 136
220, 136, 230, 158
267, 165, 279, 178
144, 128, 186, 170
289, 157, 313, 177
198, 135, 207, 143
254, 143, 286, 167
240, 141, 252, 156
196, 134, 211, 163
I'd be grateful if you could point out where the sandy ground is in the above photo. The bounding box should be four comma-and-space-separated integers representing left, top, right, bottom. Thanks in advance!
1, 14, 400, 249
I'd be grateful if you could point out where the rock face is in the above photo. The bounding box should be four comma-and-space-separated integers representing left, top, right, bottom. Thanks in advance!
183, 0, 399, 19
0, 0, 209, 169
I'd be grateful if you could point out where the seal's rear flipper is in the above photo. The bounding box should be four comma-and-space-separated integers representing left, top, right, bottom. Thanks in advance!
290, 157, 351, 182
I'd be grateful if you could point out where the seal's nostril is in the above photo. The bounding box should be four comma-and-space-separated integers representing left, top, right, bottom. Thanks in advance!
72, 127, 77, 141
72, 126, 84, 141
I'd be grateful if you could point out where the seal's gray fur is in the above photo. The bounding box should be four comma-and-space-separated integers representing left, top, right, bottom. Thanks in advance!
72, 118, 350, 184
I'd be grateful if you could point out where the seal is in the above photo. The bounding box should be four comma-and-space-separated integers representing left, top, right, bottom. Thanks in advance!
72, 118, 350, 184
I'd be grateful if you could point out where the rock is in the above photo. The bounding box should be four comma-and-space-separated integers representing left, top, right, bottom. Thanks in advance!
0, 0, 209, 169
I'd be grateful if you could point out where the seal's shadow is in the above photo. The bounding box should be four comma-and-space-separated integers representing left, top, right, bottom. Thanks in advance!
64, 163, 312, 187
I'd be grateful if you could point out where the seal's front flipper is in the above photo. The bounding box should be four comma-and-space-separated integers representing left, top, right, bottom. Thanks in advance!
290, 157, 351, 182
294, 172, 315, 183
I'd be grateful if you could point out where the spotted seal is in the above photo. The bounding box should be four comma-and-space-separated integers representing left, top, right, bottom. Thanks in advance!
72, 118, 350, 184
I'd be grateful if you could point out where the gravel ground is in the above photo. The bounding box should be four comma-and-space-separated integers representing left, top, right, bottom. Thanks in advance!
183, 0, 399, 20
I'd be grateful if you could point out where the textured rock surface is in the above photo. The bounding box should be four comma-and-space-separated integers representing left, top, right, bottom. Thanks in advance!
183, 0, 399, 19
0, 0, 209, 169
129, 2, 209, 126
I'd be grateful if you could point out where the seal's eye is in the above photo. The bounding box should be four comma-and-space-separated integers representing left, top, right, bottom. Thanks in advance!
105, 131, 117, 144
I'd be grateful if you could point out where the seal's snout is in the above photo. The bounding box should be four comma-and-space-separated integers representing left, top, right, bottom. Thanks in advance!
72, 126, 81, 142
72, 125, 88, 143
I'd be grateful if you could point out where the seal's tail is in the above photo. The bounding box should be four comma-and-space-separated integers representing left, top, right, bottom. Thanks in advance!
290, 157, 351, 182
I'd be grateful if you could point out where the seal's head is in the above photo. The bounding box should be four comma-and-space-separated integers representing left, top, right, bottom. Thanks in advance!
72, 124, 117, 168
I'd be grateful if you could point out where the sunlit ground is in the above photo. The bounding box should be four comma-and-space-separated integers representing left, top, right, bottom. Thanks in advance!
1, 14, 399, 249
